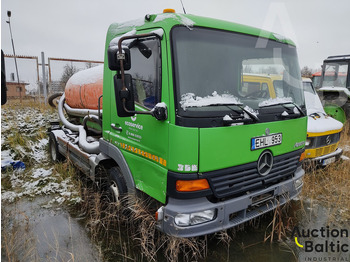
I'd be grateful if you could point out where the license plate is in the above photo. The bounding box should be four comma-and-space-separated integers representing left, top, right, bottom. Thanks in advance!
251, 133, 282, 150
322, 156, 336, 166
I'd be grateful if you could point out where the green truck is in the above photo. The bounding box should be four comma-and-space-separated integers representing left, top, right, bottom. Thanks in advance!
49, 10, 307, 237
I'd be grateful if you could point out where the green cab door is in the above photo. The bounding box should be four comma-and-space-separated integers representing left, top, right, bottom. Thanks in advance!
108, 33, 169, 204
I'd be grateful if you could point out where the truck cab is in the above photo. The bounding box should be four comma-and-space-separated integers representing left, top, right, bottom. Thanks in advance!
50, 11, 307, 237
318, 55, 350, 123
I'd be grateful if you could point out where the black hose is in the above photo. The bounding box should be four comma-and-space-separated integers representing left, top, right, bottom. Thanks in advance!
48, 92, 63, 108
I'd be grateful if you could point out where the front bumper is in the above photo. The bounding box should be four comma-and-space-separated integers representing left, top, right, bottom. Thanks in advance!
305, 147, 343, 167
157, 166, 304, 237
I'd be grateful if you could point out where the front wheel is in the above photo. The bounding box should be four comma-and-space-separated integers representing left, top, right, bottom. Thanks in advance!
107, 167, 127, 202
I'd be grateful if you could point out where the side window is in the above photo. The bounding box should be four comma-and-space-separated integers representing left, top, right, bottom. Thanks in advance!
261, 83, 268, 92
128, 38, 161, 110
243, 82, 260, 95
273, 80, 284, 98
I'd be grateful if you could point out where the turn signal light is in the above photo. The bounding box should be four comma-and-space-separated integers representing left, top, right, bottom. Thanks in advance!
299, 151, 306, 162
163, 8, 175, 13
176, 179, 210, 192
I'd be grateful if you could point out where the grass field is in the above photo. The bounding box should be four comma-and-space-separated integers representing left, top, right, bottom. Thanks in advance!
1, 99, 349, 261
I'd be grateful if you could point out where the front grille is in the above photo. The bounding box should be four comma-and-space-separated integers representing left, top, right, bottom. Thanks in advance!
203, 149, 302, 199
313, 133, 340, 148
315, 143, 337, 157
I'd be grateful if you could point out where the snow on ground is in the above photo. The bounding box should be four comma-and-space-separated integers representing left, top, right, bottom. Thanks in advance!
1, 105, 80, 206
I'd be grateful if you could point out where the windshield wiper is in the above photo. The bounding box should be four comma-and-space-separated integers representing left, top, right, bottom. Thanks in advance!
208, 103, 260, 122
259, 101, 305, 116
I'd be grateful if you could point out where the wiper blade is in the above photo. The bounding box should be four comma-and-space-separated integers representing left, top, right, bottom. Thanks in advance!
259, 101, 305, 116
206, 102, 243, 107
223, 104, 260, 122
237, 105, 259, 121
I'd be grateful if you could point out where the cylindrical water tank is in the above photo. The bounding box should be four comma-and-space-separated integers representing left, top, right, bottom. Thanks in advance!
65, 65, 103, 109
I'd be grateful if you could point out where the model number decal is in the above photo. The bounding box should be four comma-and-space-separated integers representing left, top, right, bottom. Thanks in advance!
177, 164, 198, 172
251, 133, 282, 150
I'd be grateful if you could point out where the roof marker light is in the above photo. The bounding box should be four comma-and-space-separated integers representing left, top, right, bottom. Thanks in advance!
163, 8, 175, 13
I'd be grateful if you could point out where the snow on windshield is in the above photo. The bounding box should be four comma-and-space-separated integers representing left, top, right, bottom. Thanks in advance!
258, 97, 293, 107
180, 92, 241, 110
304, 91, 325, 115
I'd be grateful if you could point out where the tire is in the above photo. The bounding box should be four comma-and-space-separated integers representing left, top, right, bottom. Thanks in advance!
49, 132, 64, 162
107, 166, 128, 203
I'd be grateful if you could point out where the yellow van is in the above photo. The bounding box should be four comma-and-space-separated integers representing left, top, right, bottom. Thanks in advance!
240, 74, 278, 98
241, 74, 343, 166
302, 78, 343, 166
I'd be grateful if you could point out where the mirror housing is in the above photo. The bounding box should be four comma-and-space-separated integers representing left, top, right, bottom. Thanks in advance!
108, 46, 131, 71
114, 74, 135, 117
152, 103, 168, 121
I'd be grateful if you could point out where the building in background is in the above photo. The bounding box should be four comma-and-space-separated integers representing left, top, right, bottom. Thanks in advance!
5, 81, 29, 99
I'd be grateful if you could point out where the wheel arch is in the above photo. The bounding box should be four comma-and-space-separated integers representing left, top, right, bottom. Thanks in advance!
94, 140, 136, 192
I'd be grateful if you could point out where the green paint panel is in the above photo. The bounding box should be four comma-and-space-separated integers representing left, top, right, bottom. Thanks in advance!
101, 12, 305, 203
168, 124, 199, 173
199, 117, 307, 172
122, 149, 168, 203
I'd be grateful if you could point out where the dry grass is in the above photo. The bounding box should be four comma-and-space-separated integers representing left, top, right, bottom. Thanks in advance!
2, 98, 55, 111
77, 188, 209, 262
300, 121, 350, 223
2, 99, 349, 261
1, 208, 39, 262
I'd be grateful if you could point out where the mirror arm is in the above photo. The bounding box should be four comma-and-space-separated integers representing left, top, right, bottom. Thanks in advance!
116, 33, 164, 119
117, 32, 162, 91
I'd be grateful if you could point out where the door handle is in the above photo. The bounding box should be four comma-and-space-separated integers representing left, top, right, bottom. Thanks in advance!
111, 123, 122, 132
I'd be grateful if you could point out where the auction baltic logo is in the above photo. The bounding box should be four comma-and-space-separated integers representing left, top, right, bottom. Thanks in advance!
292, 226, 349, 261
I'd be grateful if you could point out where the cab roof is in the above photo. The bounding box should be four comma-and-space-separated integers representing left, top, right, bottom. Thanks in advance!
106, 13, 296, 47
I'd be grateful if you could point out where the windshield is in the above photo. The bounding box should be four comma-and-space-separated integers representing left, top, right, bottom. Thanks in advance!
321, 61, 349, 89
171, 26, 304, 119
302, 81, 325, 115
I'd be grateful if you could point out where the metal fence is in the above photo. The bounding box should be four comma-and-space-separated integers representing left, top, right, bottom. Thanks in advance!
4, 53, 103, 101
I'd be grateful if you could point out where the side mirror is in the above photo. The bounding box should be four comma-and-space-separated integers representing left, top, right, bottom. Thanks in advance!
114, 74, 135, 117
152, 103, 168, 121
108, 46, 131, 71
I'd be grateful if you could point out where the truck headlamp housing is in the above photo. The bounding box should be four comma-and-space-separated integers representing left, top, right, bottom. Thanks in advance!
305, 138, 312, 147
294, 177, 303, 190
174, 209, 216, 227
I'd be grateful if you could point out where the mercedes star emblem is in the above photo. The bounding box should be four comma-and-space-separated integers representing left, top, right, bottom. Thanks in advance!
257, 151, 273, 176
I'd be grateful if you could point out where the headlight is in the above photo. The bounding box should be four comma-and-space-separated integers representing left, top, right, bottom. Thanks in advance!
305, 138, 313, 147
294, 178, 303, 190
174, 209, 216, 227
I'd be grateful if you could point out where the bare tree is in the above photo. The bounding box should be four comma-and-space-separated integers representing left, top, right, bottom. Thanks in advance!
243, 65, 253, 73
85, 62, 99, 69
60, 63, 79, 88
301, 66, 313, 78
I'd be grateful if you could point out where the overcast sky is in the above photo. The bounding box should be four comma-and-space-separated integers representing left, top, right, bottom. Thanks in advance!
1, 0, 350, 82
